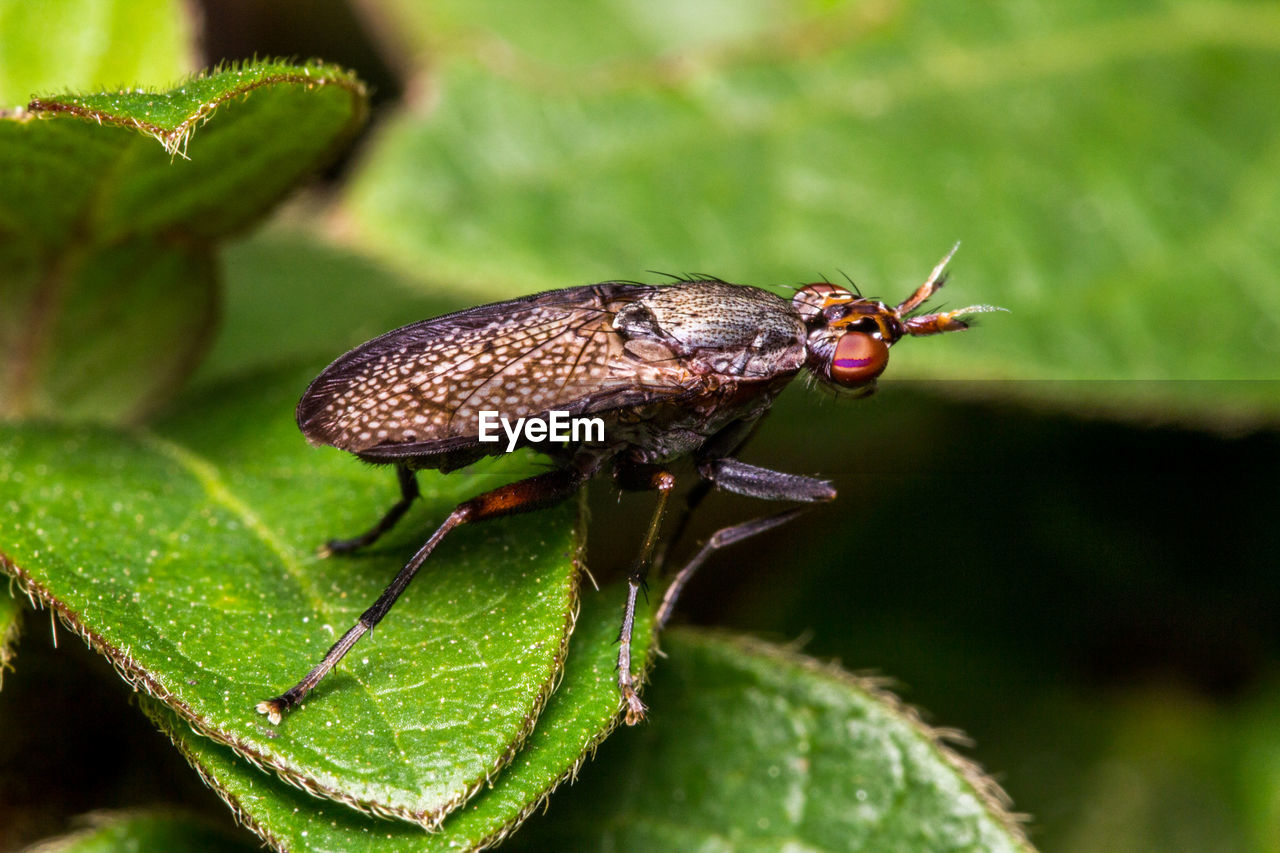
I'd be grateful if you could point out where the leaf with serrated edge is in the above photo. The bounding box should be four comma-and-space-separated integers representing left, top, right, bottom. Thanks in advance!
510, 628, 1034, 853
139, 588, 655, 852
0, 60, 367, 423
0, 360, 582, 826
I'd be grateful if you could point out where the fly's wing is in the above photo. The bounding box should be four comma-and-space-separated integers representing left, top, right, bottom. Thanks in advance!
297, 283, 701, 459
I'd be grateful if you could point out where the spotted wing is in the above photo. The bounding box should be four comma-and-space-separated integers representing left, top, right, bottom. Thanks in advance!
297, 283, 700, 458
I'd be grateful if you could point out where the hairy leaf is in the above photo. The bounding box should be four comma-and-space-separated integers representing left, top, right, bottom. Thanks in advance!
0, 61, 367, 422
0, 592, 18, 688
511, 628, 1034, 853
0, 359, 587, 826
140, 588, 654, 851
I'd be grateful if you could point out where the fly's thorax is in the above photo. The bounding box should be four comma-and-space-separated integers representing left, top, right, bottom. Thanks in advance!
613, 282, 806, 380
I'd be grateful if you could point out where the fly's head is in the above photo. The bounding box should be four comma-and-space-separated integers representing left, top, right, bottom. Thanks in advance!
792, 244, 1004, 393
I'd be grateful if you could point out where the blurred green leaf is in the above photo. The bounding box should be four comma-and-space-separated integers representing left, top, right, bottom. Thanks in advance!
1235, 685, 1280, 853
377, 0, 829, 69
140, 588, 654, 851
1053, 689, 1249, 853
0, 357, 590, 826
346, 0, 1280, 424
510, 628, 1033, 852
21, 809, 255, 853
0, 60, 367, 423
196, 230, 474, 386
0, 0, 194, 106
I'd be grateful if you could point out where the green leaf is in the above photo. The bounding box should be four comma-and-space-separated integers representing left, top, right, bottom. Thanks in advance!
1234, 685, 1280, 853
0, 240, 220, 425
139, 588, 654, 851
0, 359, 589, 826
511, 629, 1034, 853
372, 0, 821, 70
0, 0, 195, 106
1045, 688, 1254, 853
0, 61, 368, 423
20, 809, 255, 853
344, 1, 1280, 425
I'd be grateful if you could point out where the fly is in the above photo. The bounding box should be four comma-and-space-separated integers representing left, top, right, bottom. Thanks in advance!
257, 245, 1002, 725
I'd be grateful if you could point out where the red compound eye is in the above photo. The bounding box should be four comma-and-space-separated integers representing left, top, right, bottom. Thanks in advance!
828, 332, 889, 386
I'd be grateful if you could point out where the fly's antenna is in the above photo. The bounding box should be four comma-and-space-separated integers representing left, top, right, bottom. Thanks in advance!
903, 303, 1007, 336
896, 242, 960, 315
894, 243, 1008, 335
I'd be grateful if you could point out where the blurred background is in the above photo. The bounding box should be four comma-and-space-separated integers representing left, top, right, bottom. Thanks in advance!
2, 0, 1278, 850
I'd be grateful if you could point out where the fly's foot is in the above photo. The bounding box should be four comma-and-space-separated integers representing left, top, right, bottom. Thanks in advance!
255, 697, 288, 726
256, 682, 309, 725
320, 536, 364, 557
622, 684, 647, 725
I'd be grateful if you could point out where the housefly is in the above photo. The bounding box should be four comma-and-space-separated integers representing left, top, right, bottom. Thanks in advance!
257, 245, 1001, 725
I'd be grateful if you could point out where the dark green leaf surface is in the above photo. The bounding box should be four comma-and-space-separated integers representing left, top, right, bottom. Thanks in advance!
140, 588, 655, 852
0, 61, 367, 423
0, 0, 194, 107
0, 240, 218, 424
513, 629, 1033, 853
21, 810, 255, 853
0, 361, 581, 826
1046, 689, 1252, 852
345, 1, 1280, 424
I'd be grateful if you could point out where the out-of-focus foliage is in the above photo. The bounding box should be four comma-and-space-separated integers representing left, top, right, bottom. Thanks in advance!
349, 0, 1280, 425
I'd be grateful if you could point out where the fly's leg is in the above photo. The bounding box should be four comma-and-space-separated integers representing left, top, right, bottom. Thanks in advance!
652, 457, 836, 629
654, 418, 761, 572
322, 465, 419, 556
612, 461, 677, 725
614, 459, 833, 723
656, 507, 809, 630
697, 458, 836, 503
257, 461, 594, 724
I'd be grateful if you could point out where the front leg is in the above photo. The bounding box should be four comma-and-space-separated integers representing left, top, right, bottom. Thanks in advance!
656, 506, 810, 630
647, 457, 836, 648
655, 418, 762, 572
698, 457, 836, 503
